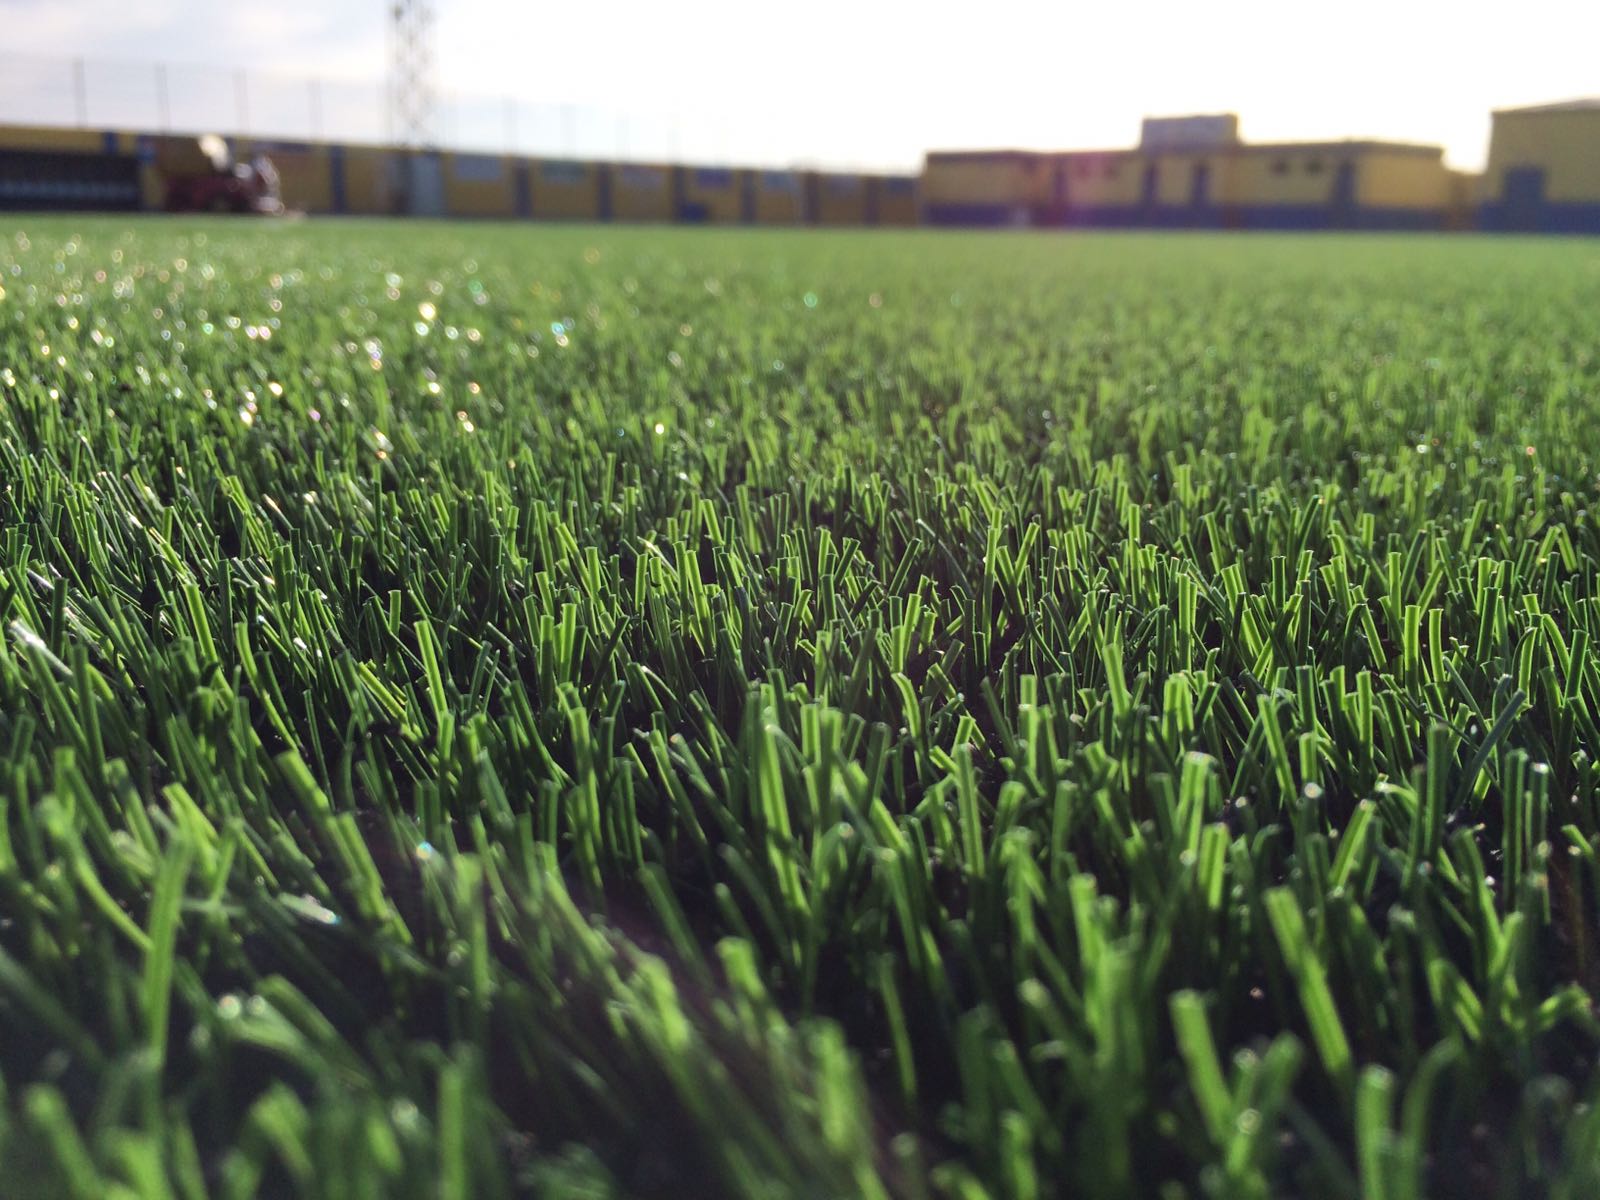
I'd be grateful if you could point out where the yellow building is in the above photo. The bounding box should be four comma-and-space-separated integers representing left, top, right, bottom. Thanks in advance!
0, 112, 1502, 232
441, 152, 517, 219
1047, 151, 1143, 224
677, 166, 742, 222
340, 145, 401, 215
529, 159, 603, 220
1481, 99, 1600, 232
809, 172, 870, 224
922, 150, 1049, 225
929, 116, 1455, 230
0, 123, 142, 211
1446, 169, 1479, 230
749, 170, 806, 223
0, 124, 111, 153
873, 175, 919, 225
233, 139, 340, 213
611, 164, 674, 222
1224, 141, 1451, 229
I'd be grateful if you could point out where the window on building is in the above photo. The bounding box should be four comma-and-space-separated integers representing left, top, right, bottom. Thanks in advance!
452, 154, 503, 183
1306, 159, 1325, 174
620, 166, 664, 191
541, 161, 588, 185
1271, 159, 1289, 176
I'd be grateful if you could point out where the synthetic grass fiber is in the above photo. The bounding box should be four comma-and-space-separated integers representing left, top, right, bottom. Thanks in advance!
3, 220, 1600, 1198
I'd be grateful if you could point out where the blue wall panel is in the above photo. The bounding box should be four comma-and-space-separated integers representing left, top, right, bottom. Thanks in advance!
971, 203, 1449, 232
925, 203, 1022, 226
1538, 204, 1600, 233
513, 163, 531, 218
328, 144, 346, 214
1071, 207, 1145, 228
1237, 205, 1333, 230
1481, 201, 1600, 234
1144, 205, 1225, 228
1346, 207, 1442, 231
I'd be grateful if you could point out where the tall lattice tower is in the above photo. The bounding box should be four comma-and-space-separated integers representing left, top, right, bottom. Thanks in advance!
388, 0, 439, 148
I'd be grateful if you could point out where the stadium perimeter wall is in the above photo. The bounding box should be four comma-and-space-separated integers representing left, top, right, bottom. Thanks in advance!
8, 105, 1600, 235
0, 123, 920, 229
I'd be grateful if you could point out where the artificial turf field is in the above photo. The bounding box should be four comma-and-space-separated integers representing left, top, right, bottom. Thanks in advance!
3, 219, 1600, 1199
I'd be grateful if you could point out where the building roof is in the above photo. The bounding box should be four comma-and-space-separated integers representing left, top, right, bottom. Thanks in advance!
1493, 98, 1600, 116
1237, 139, 1442, 158
923, 150, 1043, 165
1047, 139, 1441, 159
930, 138, 1445, 164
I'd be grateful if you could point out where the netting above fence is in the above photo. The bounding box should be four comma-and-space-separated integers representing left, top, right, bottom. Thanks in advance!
0, 52, 920, 172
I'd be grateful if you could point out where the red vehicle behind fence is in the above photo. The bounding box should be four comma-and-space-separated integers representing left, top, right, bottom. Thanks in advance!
161, 135, 283, 214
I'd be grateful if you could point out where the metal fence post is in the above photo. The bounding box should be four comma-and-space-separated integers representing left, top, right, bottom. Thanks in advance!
156, 64, 170, 132
72, 58, 87, 127
235, 70, 249, 135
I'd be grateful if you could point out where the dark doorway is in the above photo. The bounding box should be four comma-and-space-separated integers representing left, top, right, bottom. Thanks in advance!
670, 166, 686, 220
513, 162, 531, 218
1141, 163, 1159, 210
1190, 163, 1210, 208
1503, 167, 1545, 232
1332, 161, 1356, 226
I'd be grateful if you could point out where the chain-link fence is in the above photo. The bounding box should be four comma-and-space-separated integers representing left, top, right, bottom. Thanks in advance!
0, 52, 914, 172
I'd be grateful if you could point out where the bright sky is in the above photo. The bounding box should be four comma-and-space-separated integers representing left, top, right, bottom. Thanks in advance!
2, 0, 1597, 170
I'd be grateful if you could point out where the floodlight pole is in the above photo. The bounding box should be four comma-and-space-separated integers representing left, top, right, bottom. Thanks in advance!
389, 0, 439, 150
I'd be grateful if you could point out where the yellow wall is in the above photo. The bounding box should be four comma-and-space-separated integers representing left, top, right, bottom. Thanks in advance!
875, 177, 919, 225
342, 146, 398, 215
0, 125, 110, 153
1485, 110, 1600, 202
0, 119, 1480, 225
1146, 152, 1233, 205
1446, 169, 1478, 228
139, 165, 164, 209
1052, 153, 1142, 207
1356, 152, 1451, 210
238, 140, 334, 213
752, 170, 804, 223
612, 164, 673, 221
442, 153, 515, 218
139, 135, 220, 208
679, 166, 742, 222
530, 160, 601, 219
1232, 152, 1339, 206
1049, 145, 1451, 213
812, 172, 868, 224
1147, 154, 1176, 205
922, 155, 1047, 207
146, 134, 210, 174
